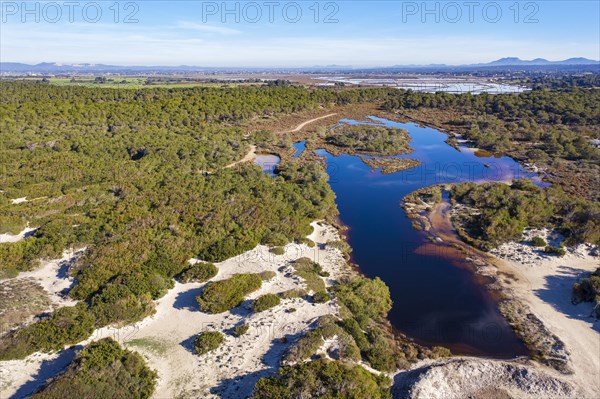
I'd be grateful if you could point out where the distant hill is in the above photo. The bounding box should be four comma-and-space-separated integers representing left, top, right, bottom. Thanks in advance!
485, 57, 598, 66
1, 58, 598, 75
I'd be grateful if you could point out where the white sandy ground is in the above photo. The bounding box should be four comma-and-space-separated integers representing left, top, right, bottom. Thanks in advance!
0, 222, 351, 399
393, 357, 576, 399
0, 248, 85, 309
0, 227, 37, 244
490, 229, 600, 398
0, 248, 84, 395
10, 197, 28, 205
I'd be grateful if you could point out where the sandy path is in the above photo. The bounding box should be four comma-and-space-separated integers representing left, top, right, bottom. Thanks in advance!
280, 113, 338, 133
224, 145, 257, 169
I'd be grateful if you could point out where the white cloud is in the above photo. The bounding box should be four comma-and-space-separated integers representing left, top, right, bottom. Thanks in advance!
176, 21, 241, 35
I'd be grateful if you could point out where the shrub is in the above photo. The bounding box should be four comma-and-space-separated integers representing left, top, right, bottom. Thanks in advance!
194, 331, 224, 355
295, 270, 326, 293
253, 294, 281, 312
178, 262, 218, 283
339, 318, 370, 350
259, 271, 276, 281
292, 258, 327, 293
363, 329, 397, 372
283, 329, 324, 364
91, 285, 155, 326
233, 323, 249, 337
430, 346, 452, 358
280, 289, 307, 299
333, 277, 392, 323
269, 247, 285, 255
197, 274, 263, 314
313, 290, 331, 303
31, 338, 157, 399
572, 268, 600, 313
531, 236, 547, 247
544, 245, 566, 257
0, 303, 96, 360
252, 359, 392, 399
317, 317, 361, 362
261, 231, 289, 247
297, 237, 316, 247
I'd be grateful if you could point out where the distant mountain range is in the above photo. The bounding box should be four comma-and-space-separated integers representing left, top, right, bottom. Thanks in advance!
1, 58, 598, 74
484, 57, 599, 66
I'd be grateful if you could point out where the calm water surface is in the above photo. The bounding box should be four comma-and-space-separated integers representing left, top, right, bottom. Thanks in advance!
316, 117, 544, 358
254, 154, 281, 176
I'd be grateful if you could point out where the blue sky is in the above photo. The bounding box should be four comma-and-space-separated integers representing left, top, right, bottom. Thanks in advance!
1, 1, 599, 66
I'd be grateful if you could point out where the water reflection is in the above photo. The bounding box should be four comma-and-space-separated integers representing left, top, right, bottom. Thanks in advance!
254, 154, 281, 176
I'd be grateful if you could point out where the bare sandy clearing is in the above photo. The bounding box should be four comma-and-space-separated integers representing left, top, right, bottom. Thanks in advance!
393, 357, 576, 399
492, 231, 600, 398
0, 227, 36, 244
10, 197, 28, 205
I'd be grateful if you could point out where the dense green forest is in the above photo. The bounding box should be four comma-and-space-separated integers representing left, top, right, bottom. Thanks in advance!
325, 125, 411, 155
0, 81, 396, 359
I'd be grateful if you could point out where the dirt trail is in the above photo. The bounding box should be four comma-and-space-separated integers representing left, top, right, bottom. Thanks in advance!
224, 145, 257, 169
224, 113, 337, 168
280, 113, 338, 133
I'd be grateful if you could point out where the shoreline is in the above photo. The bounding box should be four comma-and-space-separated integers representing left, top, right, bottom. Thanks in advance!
402, 190, 599, 397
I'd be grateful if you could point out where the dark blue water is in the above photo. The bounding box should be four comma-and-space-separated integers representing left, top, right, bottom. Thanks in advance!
293, 141, 306, 158
318, 117, 542, 358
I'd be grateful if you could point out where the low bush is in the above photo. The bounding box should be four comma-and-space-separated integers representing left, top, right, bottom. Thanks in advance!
269, 246, 285, 255
194, 331, 224, 355
531, 236, 547, 247
197, 274, 263, 314
90, 285, 155, 327
31, 338, 157, 399
233, 323, 249, 337
283, 329, 324, 364
279, 289, 307, 299
178, 262, 218, 283
0, 303, 95, 360
572, 268, 600, 318
252, 359, 392, 399
292, 258, 327, 293
327, 240, 352, 255
313, 290, 331, 303
253, 294, 281, 312
544, 245, 566, 257
259, 271, 276, 281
